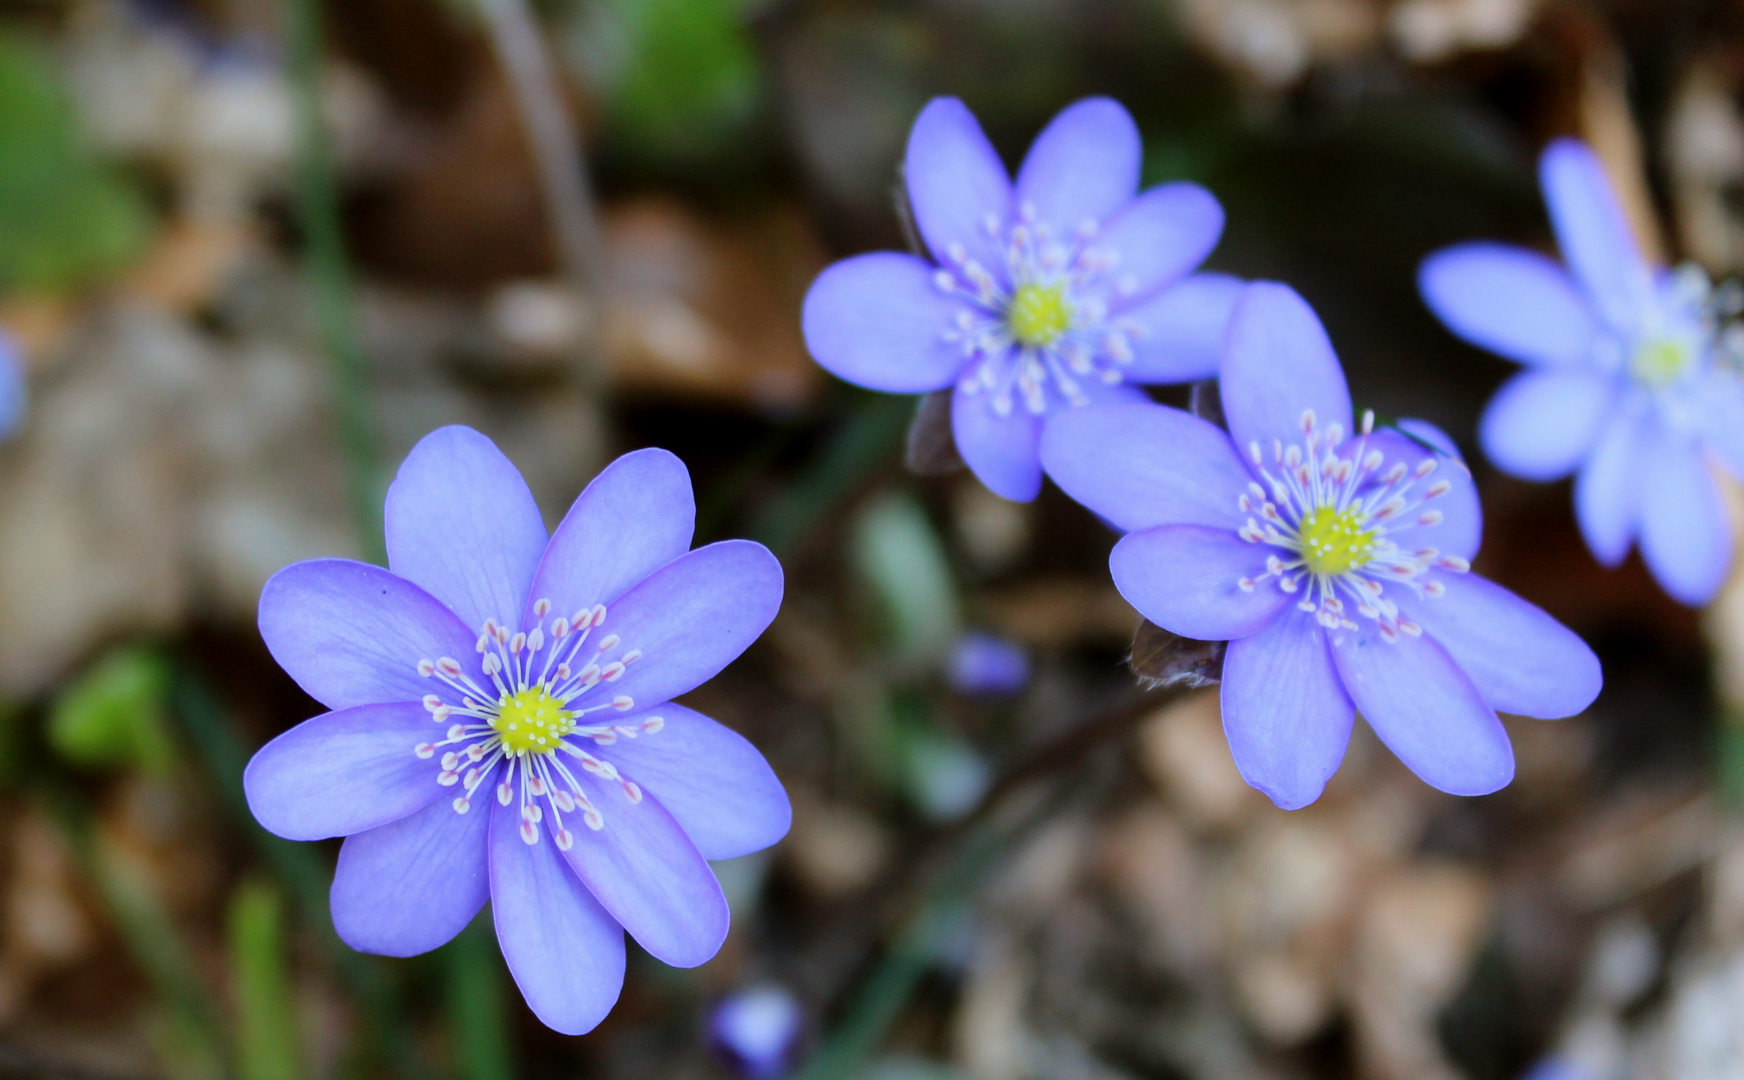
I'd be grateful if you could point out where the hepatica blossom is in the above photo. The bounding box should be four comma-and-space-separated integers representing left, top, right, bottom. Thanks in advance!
802, 95, 1239, 500
1422, 138, 1744, 605
244, 427, 789, 1034
1041, 283, 1601, 808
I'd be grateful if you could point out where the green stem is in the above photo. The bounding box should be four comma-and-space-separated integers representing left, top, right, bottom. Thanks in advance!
791, 830, 1002, 1080
287, 0, 381, 562
445, 918, 515, 1080
228, 881, 300, 1080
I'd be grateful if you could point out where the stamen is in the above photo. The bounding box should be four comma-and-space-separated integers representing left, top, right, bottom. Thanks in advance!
1229, 421, 1461, 644
407, 607, 659, 832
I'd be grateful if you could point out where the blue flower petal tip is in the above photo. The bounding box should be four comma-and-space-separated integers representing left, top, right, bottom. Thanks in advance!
801, 95, 1234, 501
1044, 282, 1601, 807
1422, 137, 1742, 606
246, 427, 789, 1034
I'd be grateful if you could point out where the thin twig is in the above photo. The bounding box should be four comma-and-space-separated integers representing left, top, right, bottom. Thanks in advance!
476, 0, 609, 382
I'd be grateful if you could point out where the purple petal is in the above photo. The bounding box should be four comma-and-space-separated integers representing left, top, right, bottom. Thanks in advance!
1040, 401, 1250, 531
243, 702, 442, 841
384, 426, 547, 634
952, 384, 1043, 502
1479, 370, 1615, 481
1095, 183, 1223, 306
527, 448, 696, 628
586, 540, 783, 713
1118, 272, 1243, 383
1418, 242, 1598, 367
906, 98, 1011, 277
1697, 368, 1744, 479
1365, 424, 1482, 562
1575, 406, 1644, 566
1221, 607, 1353, 810
1394, 573, 1601, 718
1540, 140, 1656, 335
1637, 426, 1731, 605
558, 766, 730, 968
1109, 525, 1292, 641
1328, 623, 1514, 797
802, 253, 965, 394
489, 795, 626, 1036
330, 794, 490, 957
258, 559, 482, 711
597, 704, 791, 861
1221, 282, 1354, 455
1015, 98, 1140, 238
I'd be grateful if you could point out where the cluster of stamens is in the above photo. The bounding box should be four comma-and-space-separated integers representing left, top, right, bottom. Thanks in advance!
933, 202, 1146, 416
1235, 409, 1469, 642
412, 598, 663, 848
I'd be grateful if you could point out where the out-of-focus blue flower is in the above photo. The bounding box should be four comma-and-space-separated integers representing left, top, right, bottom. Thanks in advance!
1421, 138, 1744, 605
1519, 1057, 1597, 1080
0, 330, 25, 439
710, 983, 803, 1078
947, 631, 1030, 696
803, 96, 1238, 501
1042, 282, 1602, 808
242, 427, 791, 1035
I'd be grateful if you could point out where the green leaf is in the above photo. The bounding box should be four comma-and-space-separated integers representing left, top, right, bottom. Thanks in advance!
0, 33, 150, 293
850, 490, 960, 666
48, 645, 175, 774
566, 0, 761, 161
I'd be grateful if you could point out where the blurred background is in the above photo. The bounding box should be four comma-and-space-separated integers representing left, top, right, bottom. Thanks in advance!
0, 0, 1740, 1078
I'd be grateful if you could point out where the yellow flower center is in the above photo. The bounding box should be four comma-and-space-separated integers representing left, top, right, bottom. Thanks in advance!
1298, 505, 1376, 576
1631, 337, 1692, 388
1007, 282, 1072, 347
491, 686, 573, 757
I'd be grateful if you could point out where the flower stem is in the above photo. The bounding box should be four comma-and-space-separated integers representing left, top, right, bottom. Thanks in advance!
445, 917, 515, 1080
287, 0, 382, 563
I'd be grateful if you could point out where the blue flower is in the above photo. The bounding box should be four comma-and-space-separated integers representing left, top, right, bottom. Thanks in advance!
802, 96, 1237, 501
710, 983, 803, 1078
947, 631, 1030, 697
1042, 282, 1601, 808
0, 329, 25, 439
1421, 138, 1744, 605
243, 427, 790, 1035
1519, 1059, 1596, 1080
